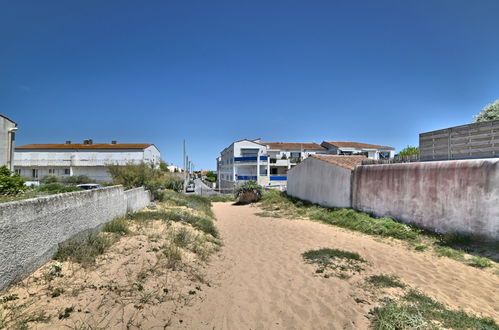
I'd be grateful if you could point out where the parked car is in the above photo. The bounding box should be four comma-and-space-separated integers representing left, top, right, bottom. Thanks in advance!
186, 184, 195, 193
77, 183, 102, 190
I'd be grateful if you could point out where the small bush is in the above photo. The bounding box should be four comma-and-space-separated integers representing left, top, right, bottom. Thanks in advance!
440, 232, 473, 246
60, 175, 92, 184
173, 227, 193, 248
40, 175, 59, 184
103, 217, 130, 235
0, 166, 27, 195
235, 181, 263, 204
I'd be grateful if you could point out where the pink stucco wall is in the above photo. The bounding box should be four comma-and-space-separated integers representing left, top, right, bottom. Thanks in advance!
352, 158, 499, 239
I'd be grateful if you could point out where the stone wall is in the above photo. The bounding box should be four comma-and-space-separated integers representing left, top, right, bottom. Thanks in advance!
0, 186, 150, 291
353, 159, 499, 239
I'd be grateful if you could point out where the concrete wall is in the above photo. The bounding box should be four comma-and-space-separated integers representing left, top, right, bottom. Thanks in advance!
0, 186, 151, 291
287, 157, 353, 208
353, 159, 499, 239
125, 187, 151, 212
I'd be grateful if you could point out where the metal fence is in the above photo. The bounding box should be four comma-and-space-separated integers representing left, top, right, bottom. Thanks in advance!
420, 119, 499, 161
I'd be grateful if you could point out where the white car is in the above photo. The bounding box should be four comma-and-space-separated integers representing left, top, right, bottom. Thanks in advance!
186, 184, 195, 193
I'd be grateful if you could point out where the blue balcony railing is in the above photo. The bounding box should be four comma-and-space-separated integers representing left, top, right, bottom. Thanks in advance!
270, 175, 287, 181
236, 175, 258, 181
234, 156, 268, 162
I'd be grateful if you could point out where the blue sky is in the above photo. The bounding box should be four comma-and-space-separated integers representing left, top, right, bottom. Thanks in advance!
2, 0, 499, 170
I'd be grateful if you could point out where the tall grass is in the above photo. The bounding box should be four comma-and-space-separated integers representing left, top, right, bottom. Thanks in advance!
53, 233, 116, 266
158, 190, 214, 218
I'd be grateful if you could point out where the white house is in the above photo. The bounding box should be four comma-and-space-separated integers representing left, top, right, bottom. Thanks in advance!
217, 139, 327, 191
321, 141, 395, 160
0, 114, 18, 170
14, 140, 161, 183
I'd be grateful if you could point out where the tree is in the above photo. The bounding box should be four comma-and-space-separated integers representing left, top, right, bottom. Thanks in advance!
475, 100, 499, 122
398, 146, 419, 157
0, 166, 27, 195
159, 160, 170, 172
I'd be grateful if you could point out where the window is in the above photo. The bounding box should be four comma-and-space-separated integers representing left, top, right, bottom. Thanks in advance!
270, 168, 278, 175
290, 152, 301, 158
379, 151, 391, 159
64, 168, 70, 175
32, 169, 38, 179
14, 169, 21, 175
48, 169, 56, 174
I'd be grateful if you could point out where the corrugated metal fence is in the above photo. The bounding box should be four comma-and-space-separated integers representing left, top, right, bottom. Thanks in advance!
419, 119, 499, 161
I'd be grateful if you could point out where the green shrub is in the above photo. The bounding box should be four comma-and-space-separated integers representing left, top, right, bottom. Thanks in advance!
0, 166, 27, 195
40, 175, 59, 184
107, 163, 184, 196
235, 181, 263, 204
36, 184, 81, 194
158, 190, 214, 217
60, 175, 92, 184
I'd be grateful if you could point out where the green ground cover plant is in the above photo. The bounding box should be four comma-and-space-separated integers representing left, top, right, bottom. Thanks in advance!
158, 190, 214, 218
371, 290, 498, 329
302, 248, 367, 278
366, 274, 406, 289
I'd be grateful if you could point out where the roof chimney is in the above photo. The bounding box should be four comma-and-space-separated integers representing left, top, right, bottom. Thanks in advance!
66, 140, 72, 144
111, 140, 117, 144
83, 139, 93, 145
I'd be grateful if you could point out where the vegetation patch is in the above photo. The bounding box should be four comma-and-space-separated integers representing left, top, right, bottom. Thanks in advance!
53, 232, 117, 267
366, 274, 406, 289
206, 194, 235, 202
159, 190, 214, 218
468, 256, 493, 268
371, 290, 498, 329
302, 248, 367, 278
129, 210, 219, 239
235, 181, 263, 204
103, 217, 130, 235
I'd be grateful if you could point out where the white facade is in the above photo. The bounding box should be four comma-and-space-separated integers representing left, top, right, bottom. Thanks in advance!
217, 139, 327, 190
0, 115, 17, 170
14, 142, 161, 183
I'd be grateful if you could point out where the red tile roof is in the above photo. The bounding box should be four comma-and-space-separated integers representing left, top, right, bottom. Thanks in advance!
262, 142, 326, 150
321, 141, 394, 150
310, 154, 366, 171
16, 143, 153, 150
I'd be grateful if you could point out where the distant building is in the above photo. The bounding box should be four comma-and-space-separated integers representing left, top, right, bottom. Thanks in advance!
0, 115, 18, 170
14, 140, 161, 182
217, 139, 327, 191
321, 141, 395, 160
167, 165, 183, 172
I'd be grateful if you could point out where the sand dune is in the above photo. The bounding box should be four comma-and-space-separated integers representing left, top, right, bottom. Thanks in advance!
173, 202, 499, 329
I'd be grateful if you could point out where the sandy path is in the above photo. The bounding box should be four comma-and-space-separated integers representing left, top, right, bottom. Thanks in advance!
173, 203, 499, 329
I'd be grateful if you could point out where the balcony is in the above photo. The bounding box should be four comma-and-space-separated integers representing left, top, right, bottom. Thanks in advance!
270, 175, 287, 181
236, 175, 257, 181
234, 156, 268, 162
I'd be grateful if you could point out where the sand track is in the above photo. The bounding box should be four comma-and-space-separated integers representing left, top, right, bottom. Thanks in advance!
173, 202, 498, 329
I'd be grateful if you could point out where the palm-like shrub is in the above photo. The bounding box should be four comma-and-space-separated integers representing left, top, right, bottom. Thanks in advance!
235, 181, 263, 204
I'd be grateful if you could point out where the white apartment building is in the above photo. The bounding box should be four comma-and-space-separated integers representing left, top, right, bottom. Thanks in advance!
217, 139, 327, 190
14, 140, 161, 183
0, 114, 17, 170
321, 141, 395, 159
